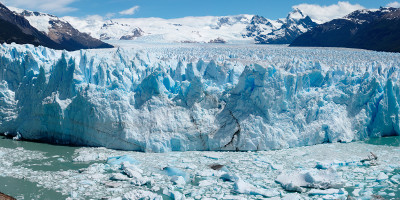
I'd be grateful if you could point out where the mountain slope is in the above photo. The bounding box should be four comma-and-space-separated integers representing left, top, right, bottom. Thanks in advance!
290, 7, 400, 52
0, 3, 62, 49
9, 7, 113, 51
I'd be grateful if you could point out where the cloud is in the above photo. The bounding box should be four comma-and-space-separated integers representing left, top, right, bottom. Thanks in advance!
119, 5, 139, 15
387, 1, 400, 8
293, 1, 365, 23
3, 0, 78, 14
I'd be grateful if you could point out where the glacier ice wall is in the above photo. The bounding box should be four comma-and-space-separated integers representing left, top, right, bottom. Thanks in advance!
0, 43, 399, 152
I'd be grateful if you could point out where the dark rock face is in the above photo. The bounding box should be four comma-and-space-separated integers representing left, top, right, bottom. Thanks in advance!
120, 28, 144, 40
209, 38, 226, 43
0, 3, 113, 51
290, 7, 400, 53
0, 3, 61, 49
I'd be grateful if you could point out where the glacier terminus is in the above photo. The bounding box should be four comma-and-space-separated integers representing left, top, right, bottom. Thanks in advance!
0, 42, 399, 152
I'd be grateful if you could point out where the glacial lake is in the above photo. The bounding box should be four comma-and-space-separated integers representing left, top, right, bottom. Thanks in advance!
0, 135, 399, 199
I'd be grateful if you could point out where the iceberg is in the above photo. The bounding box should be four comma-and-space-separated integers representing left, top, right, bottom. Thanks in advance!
0, 43, 399, 152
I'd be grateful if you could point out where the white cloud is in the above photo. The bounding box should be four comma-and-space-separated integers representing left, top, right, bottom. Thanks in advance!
293, 1, 365, 23
3, 0, 78, 14
119, 5, 139, 15
387, 1, 400, 8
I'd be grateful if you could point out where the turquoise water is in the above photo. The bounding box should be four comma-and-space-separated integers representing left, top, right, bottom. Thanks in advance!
365, 136, 400, 147
0, 136, 94, 199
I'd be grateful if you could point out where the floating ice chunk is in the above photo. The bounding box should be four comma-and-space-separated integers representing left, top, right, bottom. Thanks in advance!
104, 181, 122, 188
119, 162, 150, 186
73, 147, 111, 162
198, 179, 214, 187
376, 172, 388, 182
163, 190, 185, 200
308, 188, 347, 196
352, 188, 361, 196
79, 179, 95, 186
171, 176, 186, 186
282, 193, 303, 200
390, 174, 400, 184
107, 155, 139, 166
123, 190, 162, 200
163, 167, 189, 181
110, 173, 130, 181
276, 168, 343, 192
233, 179, 280, 197
220, 173, 240, 182
202, 152, 222, 160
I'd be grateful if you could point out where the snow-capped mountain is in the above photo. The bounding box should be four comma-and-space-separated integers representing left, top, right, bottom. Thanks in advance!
244, 9, 317, 44
0, 43, 399, 152
0, 3, 61, 49
9, 6, 113, 51
291, 7, 400, 52
62, 9, 318, 44
63, 14, 254, 43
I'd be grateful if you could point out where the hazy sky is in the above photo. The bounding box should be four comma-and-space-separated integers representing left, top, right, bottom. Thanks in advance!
3, 0, 400, 21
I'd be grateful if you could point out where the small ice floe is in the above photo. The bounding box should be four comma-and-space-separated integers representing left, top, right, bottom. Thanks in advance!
79, 179, 95, 186
107, 155, 139, 166
308, 188, 347, 196
110, 173, 130, 181
104, 181, 122, 188
390, 174, 400, 184
202, 152, 222, 160
163, 189, 185, 200
123, 190, 162, 200
121, 162, 149, 186
12, 132, 21, 141
198, 179, 215, 187
376, 172, 388, 182
73, 147, 111, 162
276, 168, 343, 192
220, 173, 240, 182
282, 193, 303, 200
233, 178, 280, 197
163, 166, 189, 181
171, 175, 186, 186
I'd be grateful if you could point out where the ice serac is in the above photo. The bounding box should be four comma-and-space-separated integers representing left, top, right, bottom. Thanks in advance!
0, 43, 399, 152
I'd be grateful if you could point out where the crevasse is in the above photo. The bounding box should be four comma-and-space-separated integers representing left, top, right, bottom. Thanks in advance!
0, 43, 399, 152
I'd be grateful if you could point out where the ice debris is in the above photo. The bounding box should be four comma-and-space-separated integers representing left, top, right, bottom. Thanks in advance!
233, 178, 280, 197
107, 155, 139, 166
276, 168, 343, 192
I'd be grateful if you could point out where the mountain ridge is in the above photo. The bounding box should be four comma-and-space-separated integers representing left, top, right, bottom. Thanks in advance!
0, 3, 113, 51
62, 9, 318, 44
290, 7, 400, 53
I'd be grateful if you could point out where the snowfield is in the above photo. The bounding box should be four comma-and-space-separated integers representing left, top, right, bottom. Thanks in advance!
0, 43, 400, 152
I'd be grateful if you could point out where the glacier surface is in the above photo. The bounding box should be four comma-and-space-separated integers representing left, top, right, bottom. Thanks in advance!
0, 43, 399, 152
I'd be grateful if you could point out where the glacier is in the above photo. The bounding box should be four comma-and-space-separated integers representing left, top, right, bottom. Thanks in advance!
0, 43, 399, 152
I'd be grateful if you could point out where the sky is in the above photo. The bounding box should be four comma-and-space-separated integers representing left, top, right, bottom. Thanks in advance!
2, 0, 400, 21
